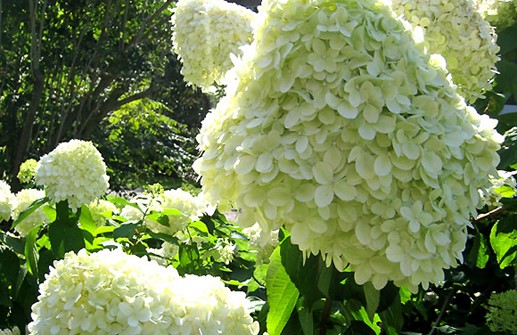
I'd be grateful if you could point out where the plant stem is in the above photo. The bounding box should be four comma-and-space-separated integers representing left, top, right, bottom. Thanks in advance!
427, 290, 454, 335
319, 297, 333, 335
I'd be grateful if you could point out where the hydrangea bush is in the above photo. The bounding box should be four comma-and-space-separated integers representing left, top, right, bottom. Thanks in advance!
28, 249, 259, 335
171, 0, 256, 90
35, 139, 109, 212
391, 0, 500, 103
485, 290, 517, 333
194, 0, 503, 291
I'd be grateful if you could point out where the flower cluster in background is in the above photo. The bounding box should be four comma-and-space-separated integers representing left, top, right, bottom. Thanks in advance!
29, 249, 259, 335
0, 180, 14, 222
171, 0, 256, 90
0, 327, 20, 335
194, 0, 503, 291
35, 139, 109, 212
11, 189, 49, 236
480, 170, 517, 207
391, 0, 500, 103
477, 0, 517, 30
87, 199, 119, 227
17, 159, 38, 185
485, 289, 517, 333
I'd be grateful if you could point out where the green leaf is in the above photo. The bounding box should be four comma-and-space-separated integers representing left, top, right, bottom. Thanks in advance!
24, 227, 39, 277
79, 205, 97, 233
490, 218, 517, 268
298, 305, 314, 335
363, 282, 380, 321
113, 223, 140, 239
467, 233, 490, 269
280, 237, 324, 306
497, 26, 517, 56
266, 246, 300, 335
0, 247, 20, 284
47, 201, 85, 258
11, 197, 48, 230
378, 293, 403, 335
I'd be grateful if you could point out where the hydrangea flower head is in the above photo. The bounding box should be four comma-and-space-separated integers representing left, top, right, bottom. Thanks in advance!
17, 158, 38, 184
194, 0, 503, 291
392, 0, 500, 103
12, 189, 49, 236
29, 248, 259, 334
146, 188, 207, 235
0, 180, 14, 222
486, 289, 517, 333
87, 199, 118, 227
35, 139, 109, 212
171, 0, 256, 90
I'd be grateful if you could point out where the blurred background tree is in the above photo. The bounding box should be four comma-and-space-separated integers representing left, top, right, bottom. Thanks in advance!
0, 0, 209, 190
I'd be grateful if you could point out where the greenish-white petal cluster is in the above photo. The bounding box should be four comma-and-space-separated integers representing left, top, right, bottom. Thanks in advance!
392, 0, 500, 103
171, 0, 255, 90
0, 327, 20, 335
477, 0, 517, 30
146, 188, 207, 235
87, 199, 118, 227
12, 189, 49, 237
480, 170, 517, 207
28, 248, 259, 335
0, 180, 14, 222
486, 289, 517, 333
242, 222, 279, 264
17, 158, 38, 184
35, 140, 109, 212
194, 0, 502, 291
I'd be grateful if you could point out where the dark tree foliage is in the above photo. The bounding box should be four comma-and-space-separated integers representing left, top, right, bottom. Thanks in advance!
0, 0, 209, 190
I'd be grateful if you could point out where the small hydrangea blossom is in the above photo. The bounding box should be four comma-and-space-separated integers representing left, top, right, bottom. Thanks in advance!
477, 0, 517, 29
0, 327, 20, 335
480, 170, 517, 207
35, 140, 109, 212
17, 158, 38, 184
87, 199, 118, 227
392, 0, 500, 103
194, 0, 503, 291
146, 189, 207, 235
243, 222, 279, 264
11, 189, 49, 237
0, 180, 14, 222
486, 290, 517, 333
28, 248, 259, 335
171, 0, 255, 90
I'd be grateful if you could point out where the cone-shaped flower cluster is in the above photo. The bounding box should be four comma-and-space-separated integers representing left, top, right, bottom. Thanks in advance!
171, 0, 256, 90
194, 0, 503, 291
12, 189, 49, 236
35, 140, 109, 212
391, 0, 500, 103
28, 249, 259, 335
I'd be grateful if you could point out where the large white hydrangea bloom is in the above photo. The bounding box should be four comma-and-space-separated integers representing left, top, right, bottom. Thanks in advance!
35, 140, 109, 212
0, 180, 14, 222
28, 248, 259, 335
194, 0, 503, 291
171, 0, 256, 90
391, 0, 500, 103
11, 189, 50, 236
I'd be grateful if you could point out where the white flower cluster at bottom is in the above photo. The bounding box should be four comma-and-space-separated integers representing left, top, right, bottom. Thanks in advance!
28, 249, 259, 335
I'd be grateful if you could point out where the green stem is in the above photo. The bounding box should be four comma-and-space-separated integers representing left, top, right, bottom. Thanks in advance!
319, 297, 333, 335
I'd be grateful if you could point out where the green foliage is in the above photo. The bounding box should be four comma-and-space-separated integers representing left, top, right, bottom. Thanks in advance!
93, 99, 199, 191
